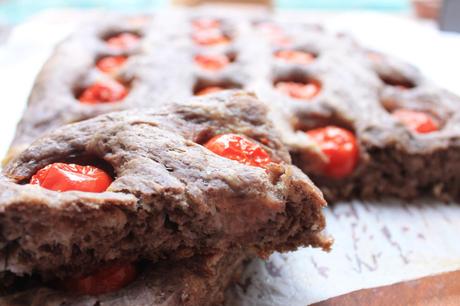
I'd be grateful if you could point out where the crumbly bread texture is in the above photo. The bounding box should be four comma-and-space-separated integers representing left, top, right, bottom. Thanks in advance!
0, 91, 330, 278
0, 252, 248, 306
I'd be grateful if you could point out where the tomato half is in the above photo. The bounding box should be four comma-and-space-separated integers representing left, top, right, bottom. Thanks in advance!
192, 18, 221, 30
306, 126, 359, 179
275, 81, 321, 100
194, 54, 229, 70
79, 80, 128, 104
62, 263, 137, 295
192, 29, 230, 46
274, 50, 315, 65
392, 109, 439, 134
30, 163, 112, 192
195, 86, 225, 96
96, 56, 128, 74
204, 134, 272, 168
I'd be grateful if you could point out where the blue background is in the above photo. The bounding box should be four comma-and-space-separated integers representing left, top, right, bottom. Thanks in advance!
0, 0, 409, 23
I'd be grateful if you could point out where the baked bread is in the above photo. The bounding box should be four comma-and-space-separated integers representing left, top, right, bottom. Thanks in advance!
0, 252, 247, 306
8, 12, 460, 203
0, 91, 330, 279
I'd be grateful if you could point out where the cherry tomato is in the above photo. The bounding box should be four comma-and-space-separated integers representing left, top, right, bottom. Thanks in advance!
192, 18, 220, 30
392, 109, 439, 134
106, 33, 140, 50
306, 126, 359, 179
192, 29, 230, 46
204, 134, 272, 168
195, 86, 225, 96
62, 263, 137, 295
30, 163, 112, 192
96, 56, 128, 74
275, 81, 321, 100
194, 54, 229, 70
79, 80, 128, 104
274, 50, 315, 65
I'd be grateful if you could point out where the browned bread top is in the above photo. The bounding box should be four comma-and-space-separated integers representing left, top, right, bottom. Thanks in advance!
0, 91, 330, 279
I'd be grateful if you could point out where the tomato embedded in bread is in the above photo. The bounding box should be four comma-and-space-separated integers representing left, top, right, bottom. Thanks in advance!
392, 109, 439, 134
30, 163, 112, 192
204, 133, 272, 168
62, 263, 137, 295
96, 55, 128, 74
78, 79, 128, 104
274, 50, 315, 65
192, 18, 221, 30
195, 86, 225, 96
192, 29, 230, 46
275, 81, 321, 100
194, 54, 230, 71
306, 126, 359, 179
106, 32, 140, 50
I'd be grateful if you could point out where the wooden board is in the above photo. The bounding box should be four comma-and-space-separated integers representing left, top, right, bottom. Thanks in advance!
314, 270, 460, 306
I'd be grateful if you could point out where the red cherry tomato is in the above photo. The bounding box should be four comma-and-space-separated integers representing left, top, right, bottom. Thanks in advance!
79, 80, 128, 104
62, 263, 137, 295
96, 56, 128, 74
30, 163, 112, 192
106, 33, 140, 50
306, 126, 359, 179
194, 54, 230, 70
392, 109, 439, 134
275, 81, 321, 100
192, 29, 230, 46
275, 50, 315, 65
195, 86, 225, 96
204, 134, 272, 168
192, 18, 220, 30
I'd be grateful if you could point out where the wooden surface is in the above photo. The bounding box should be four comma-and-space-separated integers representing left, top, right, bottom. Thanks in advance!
314, 269, 460, 306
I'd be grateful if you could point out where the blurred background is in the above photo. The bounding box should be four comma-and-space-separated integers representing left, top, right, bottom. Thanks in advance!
0, 0, 444, 23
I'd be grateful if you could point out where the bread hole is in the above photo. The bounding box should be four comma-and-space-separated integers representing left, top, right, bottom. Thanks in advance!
194, 51, 236, 71
381, 100, 443, 133
102, 31, 141, 50
292, 117, 359, 179
191, 17, 222, 30
95, 54, 129, 74
292, 112, 355, 133
21, 155, 116, 187
193, 78, 242, 96
62, 155, 116, 178
273, 72, 321, 100
164, 214, 179, 232
224, 50, 237, 63
379, 74, 416, 90
75, 78, 131, 104
191, 28, 232, 47
274, 49, 317, 65
193, 128, 216, 145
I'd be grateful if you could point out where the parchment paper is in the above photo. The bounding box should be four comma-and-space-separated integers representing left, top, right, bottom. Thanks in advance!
1, 9, 460, 305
